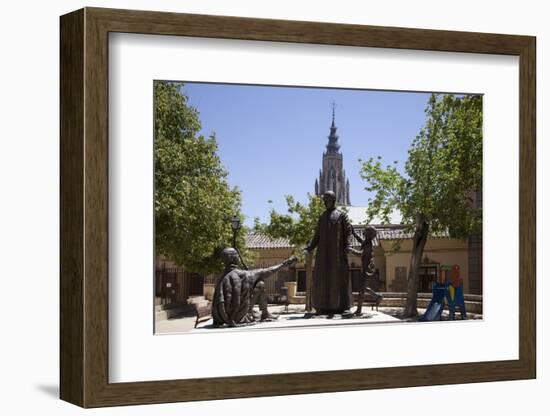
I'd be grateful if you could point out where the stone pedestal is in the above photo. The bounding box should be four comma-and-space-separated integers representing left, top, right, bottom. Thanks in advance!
284, 281, 297, 298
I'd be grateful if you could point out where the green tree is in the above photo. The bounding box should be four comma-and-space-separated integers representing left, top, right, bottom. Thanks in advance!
258, 193, 325, 256
360, 93, 482, 317
154, 81, 246, 274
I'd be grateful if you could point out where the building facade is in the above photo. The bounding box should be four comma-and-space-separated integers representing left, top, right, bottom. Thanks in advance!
245, 222, 476, 299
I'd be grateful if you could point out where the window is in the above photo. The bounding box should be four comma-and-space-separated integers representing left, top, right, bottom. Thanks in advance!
418, 265, 439, 292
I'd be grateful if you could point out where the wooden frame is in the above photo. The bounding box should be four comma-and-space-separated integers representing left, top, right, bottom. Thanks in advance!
60, 7, 536, 408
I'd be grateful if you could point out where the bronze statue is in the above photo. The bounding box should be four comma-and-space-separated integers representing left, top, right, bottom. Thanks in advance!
212, 248, 297, 327
304, 191, 354, 316
248, 280, 275, 322
350, 226, 383, 316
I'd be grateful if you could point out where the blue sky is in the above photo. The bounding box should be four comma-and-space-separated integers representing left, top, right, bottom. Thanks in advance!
182, 82, 432, 226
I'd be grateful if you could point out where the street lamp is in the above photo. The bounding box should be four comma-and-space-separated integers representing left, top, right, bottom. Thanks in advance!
228, 214, 248, 270
230, 214, 241, 249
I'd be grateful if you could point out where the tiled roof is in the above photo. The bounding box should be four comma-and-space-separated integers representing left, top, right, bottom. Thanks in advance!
376, 228, 450, 240
245, 232, 294, 249
350, 229, 380, 247
245, 225, 450, 250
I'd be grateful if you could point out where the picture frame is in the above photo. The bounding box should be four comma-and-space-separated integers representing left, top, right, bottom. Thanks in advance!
60, 7, 536, 408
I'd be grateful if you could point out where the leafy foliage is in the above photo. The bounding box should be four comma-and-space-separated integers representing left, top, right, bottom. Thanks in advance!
360, 93, 482, 237
154, 81, 246, 274
257, 194, 326, 257
360, 93, 482, 316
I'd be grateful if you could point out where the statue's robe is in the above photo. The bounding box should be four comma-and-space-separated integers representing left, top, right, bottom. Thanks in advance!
212, 262, 291, 326
212, 266, 251, 326
309, 208, 353, 313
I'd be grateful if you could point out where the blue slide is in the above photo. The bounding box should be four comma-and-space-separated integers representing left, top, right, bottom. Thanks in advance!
419, 301, 444, 321
419, 283, 448, 322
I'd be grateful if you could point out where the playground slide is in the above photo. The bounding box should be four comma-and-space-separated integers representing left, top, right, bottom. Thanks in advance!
419, 301, 444, 321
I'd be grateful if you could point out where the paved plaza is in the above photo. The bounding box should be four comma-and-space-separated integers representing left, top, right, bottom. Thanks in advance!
155, 303, 483, 335
156, 304, 401, 335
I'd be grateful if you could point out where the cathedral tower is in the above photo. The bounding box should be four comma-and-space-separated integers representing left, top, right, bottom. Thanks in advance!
314, 106, 351, 205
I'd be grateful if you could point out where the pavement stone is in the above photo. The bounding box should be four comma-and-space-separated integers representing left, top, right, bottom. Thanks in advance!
156, 304, 399, 335
154, 304, 483, 335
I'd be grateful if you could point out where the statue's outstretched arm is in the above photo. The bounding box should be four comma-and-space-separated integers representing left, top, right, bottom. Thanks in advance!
250, 256, 298, 286
351, 226, 364, 245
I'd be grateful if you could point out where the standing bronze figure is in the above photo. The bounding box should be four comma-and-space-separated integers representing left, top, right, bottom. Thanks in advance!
305, 191, 354, 316
350, 226, 383, 316
212, 248, 297, 327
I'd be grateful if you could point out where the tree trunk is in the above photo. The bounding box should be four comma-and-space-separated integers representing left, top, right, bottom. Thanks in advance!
402, 215, 429, 318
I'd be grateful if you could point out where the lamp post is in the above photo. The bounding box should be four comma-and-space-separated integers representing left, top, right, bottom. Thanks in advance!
230, 214, 241, 249
228, 214, 248, 270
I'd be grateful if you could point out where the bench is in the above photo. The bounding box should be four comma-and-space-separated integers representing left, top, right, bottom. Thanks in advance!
194, 304, 212, 328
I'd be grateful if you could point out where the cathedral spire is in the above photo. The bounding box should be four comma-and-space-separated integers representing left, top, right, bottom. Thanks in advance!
315, 103, 350, 205
326, 102, 340, 154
